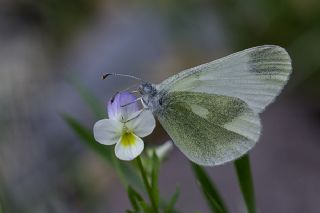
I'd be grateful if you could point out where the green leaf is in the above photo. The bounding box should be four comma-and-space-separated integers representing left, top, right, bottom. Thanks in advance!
164, 186, 180, 213
127, 185, 154, 213
127, 186, 146, 211
62, 114, 142, 189
62, 113, 113, 161
204, 191, 225, 213
151, 152, 160, 207
191, 163, 228, 213
68, 77, 105, 119
234, 154, 256, 213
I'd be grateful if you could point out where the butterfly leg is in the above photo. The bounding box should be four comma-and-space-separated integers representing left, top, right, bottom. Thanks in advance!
120, 97, 142, 107
126, 109, 145, 122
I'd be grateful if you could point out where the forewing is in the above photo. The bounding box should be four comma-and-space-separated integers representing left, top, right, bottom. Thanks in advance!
158, 45, 292, 113
156, 92, 261, 166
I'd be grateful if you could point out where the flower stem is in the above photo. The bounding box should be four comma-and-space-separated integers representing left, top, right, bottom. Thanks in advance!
136, 156, 159, 213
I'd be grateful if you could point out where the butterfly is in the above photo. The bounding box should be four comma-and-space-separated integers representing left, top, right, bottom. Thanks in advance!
105, 45, 292, 166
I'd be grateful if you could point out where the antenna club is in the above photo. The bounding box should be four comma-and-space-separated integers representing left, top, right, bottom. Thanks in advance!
102, 73, 112, 80
101, 73, 142, 81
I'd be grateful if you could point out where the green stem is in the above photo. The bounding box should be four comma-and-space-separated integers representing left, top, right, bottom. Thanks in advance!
136, 156, 159, 213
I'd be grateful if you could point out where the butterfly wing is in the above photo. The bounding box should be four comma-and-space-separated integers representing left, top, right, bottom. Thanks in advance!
156, 91, 261, 166
158, 45, 292, 113
155, 45, 291, 165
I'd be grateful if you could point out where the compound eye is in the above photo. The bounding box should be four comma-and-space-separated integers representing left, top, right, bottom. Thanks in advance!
139, 83, 154, 95
145, 86, 151, 93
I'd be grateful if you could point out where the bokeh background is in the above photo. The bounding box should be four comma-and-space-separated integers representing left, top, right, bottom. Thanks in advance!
1, 0, 320, 212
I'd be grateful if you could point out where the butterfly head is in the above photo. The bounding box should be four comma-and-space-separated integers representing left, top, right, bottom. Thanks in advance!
138, 82, 157, 96
102, 73, 159, 112
138, 82, 160, 112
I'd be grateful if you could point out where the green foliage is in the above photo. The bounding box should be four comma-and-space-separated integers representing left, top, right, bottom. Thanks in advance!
127, 153, 181, 213
234, 155, 256, 213
136, 156, 159, 213
127, 186, 151, 213
150, 152, 161, 207
62, 114, 112, 161
191, 163, 228, 213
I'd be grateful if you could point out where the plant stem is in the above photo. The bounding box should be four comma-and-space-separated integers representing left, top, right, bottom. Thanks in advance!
136, 156, 159, 213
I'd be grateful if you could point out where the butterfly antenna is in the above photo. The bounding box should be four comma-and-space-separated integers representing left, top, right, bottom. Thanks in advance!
102, 73, 142, 81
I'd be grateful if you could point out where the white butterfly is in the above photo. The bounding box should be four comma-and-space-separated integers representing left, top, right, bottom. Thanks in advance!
107, 45, 292, 166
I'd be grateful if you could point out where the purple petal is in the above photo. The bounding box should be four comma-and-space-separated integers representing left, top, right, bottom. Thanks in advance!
107, 91, 139, 121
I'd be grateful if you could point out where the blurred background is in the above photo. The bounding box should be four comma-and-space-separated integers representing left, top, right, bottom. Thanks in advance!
1, 0, 320, 212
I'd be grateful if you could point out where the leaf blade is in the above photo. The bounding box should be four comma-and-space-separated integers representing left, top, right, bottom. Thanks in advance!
151, 152, 160, 207
191, 163, 228, 213
127, 185, 155, 213
234, 154, 256, 213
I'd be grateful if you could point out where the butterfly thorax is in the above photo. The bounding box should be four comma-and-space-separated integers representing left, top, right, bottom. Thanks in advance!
139, 82, 163, 114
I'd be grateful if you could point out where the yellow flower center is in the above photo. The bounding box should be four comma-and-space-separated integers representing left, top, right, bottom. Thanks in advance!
121, 132, 136, 147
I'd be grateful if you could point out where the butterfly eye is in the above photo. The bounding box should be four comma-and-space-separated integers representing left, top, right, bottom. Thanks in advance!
144, 86, 151, 93
139, 83, 154, 95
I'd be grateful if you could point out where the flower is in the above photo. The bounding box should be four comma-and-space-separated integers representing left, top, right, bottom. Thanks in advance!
93, 92, 156, 160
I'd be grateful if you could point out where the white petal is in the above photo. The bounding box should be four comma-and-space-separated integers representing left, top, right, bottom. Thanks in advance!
126, 110, 156, 137
93, 119, 123, 145
115, 133, 144, 161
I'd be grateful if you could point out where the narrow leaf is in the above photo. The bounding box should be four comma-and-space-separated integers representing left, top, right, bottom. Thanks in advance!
204, 191, 225, 213
234, 154, 256, 213
164, 186, 180, 213
127, 186, 155, 213
151, 152, 160, 207
191, 163, 228, 213
127, 186, 147, 211
62, 113, 113, 162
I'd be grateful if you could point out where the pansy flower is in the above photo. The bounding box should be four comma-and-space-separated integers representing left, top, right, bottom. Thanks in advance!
93, 92, 156, 160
